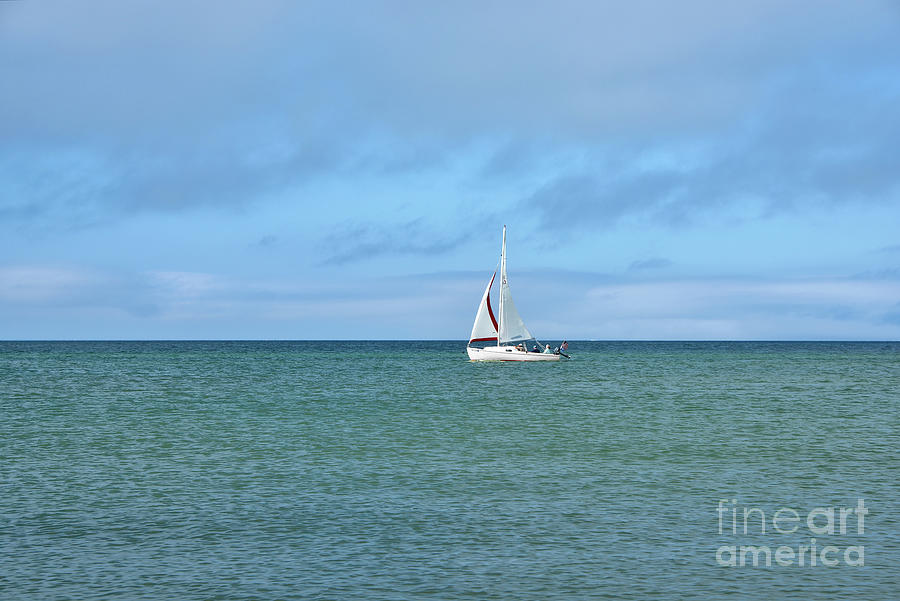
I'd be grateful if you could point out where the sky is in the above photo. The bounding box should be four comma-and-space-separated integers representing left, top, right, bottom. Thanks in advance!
2, 0, 900, 340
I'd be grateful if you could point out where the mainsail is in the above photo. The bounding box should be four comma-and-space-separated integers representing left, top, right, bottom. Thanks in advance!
497, 226, 534, 344
468, 271, 498, 343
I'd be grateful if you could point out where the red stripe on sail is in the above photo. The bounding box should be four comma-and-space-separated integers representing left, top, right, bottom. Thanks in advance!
486, 272, 498, 331
469, 337, 498, 343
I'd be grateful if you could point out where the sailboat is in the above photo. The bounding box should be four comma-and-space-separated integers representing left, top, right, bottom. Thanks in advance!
466, 226, 563, 361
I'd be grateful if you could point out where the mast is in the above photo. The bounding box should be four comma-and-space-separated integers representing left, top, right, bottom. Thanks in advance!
496, 225, 534, 346
499, 225, 506, 348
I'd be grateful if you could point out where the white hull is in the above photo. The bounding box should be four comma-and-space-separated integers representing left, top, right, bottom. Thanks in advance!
467, 346, 561, 362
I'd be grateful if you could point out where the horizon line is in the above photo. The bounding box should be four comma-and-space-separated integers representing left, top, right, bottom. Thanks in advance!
2, 339, 898, 343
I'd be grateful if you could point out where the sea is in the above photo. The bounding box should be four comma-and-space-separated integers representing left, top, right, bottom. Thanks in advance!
1, 341, 898, 600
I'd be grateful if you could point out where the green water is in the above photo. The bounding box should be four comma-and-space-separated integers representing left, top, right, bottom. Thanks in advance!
2, 341, 898, 599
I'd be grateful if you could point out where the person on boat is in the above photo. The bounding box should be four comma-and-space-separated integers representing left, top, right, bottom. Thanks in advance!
515, 343, 525, 352
532, 344, 540, 352
543, 344, 553, 354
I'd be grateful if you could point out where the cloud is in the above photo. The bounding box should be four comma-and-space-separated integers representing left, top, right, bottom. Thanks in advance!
2, 1, 898, 231
2, 262, 899, 339
522, 74, 900, 234
255, 235, 278, 248
629, 258, 673, 272
318, 219, 478, 265
0, 263, 496, 338
0, 265, 160, 318
881, 303, 900, 326
523, 171, 682, 232
851, 268, 900, 281
0, 266, 98, 303
0, 139, 345, 230
576, 277, 900, 338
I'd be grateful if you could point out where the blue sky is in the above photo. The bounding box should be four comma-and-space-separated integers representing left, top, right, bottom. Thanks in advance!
2, 1, 899, 339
